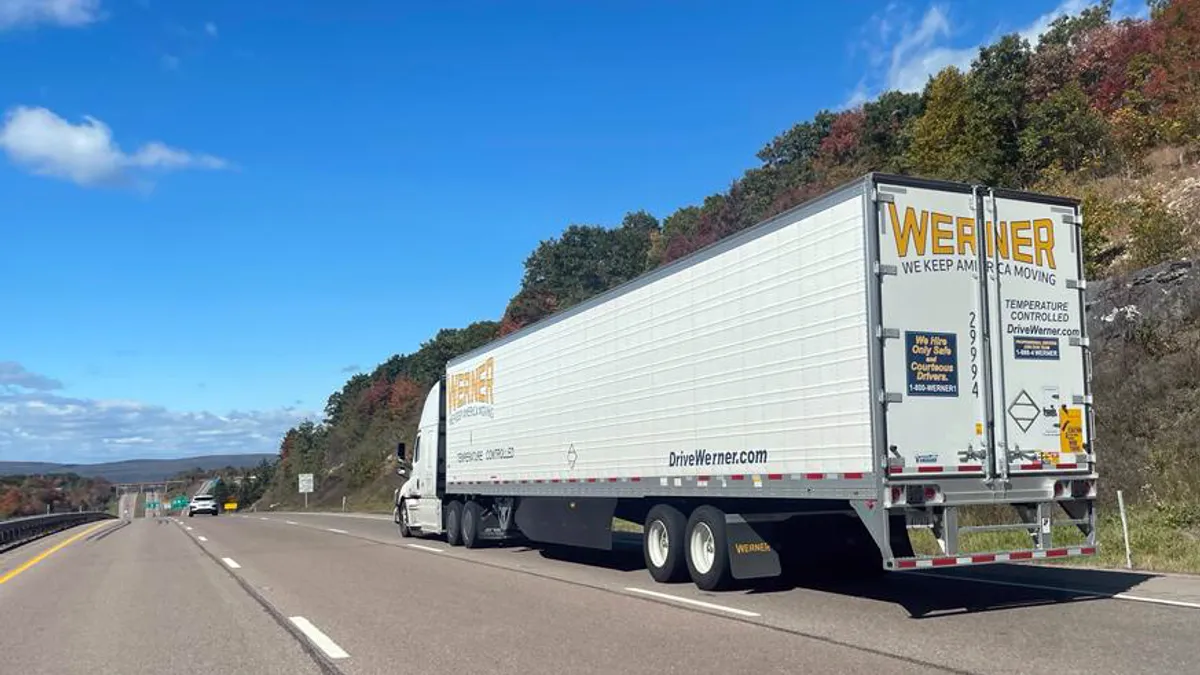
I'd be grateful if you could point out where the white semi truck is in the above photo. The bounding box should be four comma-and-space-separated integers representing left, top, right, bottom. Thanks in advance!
392, 173, 1099, 590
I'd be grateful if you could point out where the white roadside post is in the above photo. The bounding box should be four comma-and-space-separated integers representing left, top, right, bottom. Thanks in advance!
1117, 489, 1133, 569
299, 473, 314, 510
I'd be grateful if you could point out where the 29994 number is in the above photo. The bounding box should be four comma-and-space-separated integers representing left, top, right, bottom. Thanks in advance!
968, 311, 979, 398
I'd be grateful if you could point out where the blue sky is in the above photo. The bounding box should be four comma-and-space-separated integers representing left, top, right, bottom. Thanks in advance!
0, 0, 1143, 463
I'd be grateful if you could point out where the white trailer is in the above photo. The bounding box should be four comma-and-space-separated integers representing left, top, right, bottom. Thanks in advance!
393, 173, 1099, 590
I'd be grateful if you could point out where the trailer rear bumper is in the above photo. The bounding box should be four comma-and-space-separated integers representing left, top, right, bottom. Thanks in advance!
889, 544, 1097, 570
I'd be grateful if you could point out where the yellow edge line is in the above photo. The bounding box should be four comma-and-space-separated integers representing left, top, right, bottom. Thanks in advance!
0, 520, 114, 585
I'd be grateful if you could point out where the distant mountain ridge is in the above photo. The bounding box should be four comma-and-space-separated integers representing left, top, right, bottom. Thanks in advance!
0, 454, 275, 483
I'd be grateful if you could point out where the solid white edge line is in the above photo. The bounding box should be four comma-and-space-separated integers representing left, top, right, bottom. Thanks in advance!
259, 517, 268, 521
624, 587, 761, 617
1111, 592, 1200, 610
197, 536, 208, 542
909, 571, 1200, 610
288, 616, 350, 659
286, 521, 299, 525
327, 528, 349, 534
407, 544, 446, 553
221, 557, 241, 569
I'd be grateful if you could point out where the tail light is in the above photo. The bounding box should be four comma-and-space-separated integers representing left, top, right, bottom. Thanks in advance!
889, 484, 943, 506
1055, 479, 1096, 499
1071, 480, 1095, 499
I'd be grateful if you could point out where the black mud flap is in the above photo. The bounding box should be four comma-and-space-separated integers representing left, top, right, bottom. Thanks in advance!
513, 497, 617, 550
726, 517, 782, 581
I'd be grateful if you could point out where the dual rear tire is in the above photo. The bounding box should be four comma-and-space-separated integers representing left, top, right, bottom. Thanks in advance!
443, 499, 482, 549
643, 504, 731, 591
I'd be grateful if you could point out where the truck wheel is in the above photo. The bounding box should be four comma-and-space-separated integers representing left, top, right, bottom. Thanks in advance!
685, 506, 731, 591
397, 500, 412, 538
445, 501, 462, 546
461, 500, 482, 549
643, 504, 687, 583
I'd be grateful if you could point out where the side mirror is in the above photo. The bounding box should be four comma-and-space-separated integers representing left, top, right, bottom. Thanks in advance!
396, 442, 406, 459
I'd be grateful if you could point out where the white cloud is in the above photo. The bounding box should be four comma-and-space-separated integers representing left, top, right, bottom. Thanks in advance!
0, 106, 229, 187
0, 361, 63, 391
839, 79, 871, 111
0, 0, 101, 30
204, 21, 217, 37
852, 1, 1144, 100
0, 363, 318, 463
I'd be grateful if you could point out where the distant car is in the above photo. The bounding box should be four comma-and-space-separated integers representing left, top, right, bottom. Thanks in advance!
188, 494, 219, 517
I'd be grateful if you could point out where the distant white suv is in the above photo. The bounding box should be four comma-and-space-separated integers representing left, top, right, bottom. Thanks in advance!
188, 494, 219, 517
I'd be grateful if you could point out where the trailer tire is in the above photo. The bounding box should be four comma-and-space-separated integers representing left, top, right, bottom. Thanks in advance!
445, 501, 462, 547
685, 506, 731, 591
461, 500, 482, 549
643, 504, 687, 583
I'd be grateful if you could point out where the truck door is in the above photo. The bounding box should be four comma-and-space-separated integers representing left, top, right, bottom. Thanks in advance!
982, 190, 1090, 476
875, 179, 993, 477
407, 429, 443, 530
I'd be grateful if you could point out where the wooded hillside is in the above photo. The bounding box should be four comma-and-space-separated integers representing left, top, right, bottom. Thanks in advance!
0, 474, 115, 519
261, 0, 1200, 515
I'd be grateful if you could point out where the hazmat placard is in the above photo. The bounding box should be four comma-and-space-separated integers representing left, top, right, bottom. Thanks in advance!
1059, 407, 1084, 455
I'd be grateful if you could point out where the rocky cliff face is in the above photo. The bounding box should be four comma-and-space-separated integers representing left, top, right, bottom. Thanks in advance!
1085, 258, 1200, 505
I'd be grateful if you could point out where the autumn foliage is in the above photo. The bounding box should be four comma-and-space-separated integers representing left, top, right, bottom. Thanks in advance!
261, 0, 1200, 508
0, 475, 115, 519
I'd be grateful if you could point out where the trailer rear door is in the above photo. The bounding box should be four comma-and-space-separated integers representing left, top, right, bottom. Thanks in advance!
983, 190, 1090, 476
872, 177, 1091, 480
875, 179, 991, 477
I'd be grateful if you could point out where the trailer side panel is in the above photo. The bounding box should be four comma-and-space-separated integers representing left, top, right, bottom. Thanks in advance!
445, 186, 873, 491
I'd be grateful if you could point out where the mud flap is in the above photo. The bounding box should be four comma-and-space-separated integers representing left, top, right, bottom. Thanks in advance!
513, 497, 617, 550
725, 516, 782, 581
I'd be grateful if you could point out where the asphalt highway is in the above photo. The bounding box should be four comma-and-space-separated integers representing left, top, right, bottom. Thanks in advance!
1, 507, 1196, 675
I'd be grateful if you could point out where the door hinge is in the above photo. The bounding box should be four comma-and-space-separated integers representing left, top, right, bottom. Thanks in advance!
875, 262, 898, 277
873, 189, 896, 204
1066, 279, 1086, 290
1072, 394, 1094, 406
881, 392, 903, 404
878, 327, 900, 340
1069, 336, 1090, 348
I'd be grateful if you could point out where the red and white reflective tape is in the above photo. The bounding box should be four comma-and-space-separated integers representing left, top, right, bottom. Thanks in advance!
451, 476, 645, 486
448, 472, 870, 487
888, 462, 1085, 475
894, 546, 1096, 569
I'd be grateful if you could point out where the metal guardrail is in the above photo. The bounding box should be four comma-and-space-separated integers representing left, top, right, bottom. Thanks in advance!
0, 511, 116, 553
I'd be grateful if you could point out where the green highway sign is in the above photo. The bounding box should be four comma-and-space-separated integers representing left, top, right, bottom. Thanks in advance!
172, 496, 187, 508
147, 501, 159, 509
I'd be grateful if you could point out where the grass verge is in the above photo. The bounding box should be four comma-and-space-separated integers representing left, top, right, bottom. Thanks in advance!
909, 503, 1200, 574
